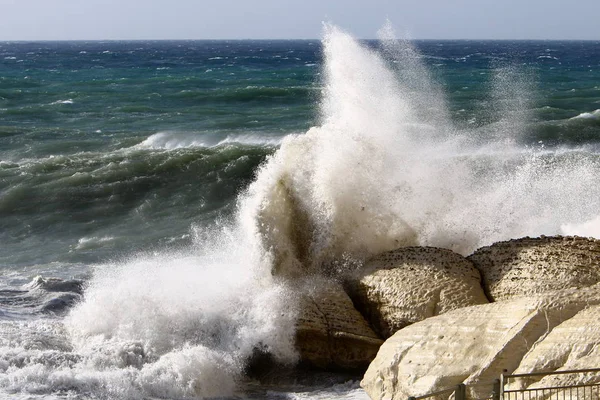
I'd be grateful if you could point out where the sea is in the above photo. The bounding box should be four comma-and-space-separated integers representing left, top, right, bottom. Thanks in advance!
1, 24, 599, 399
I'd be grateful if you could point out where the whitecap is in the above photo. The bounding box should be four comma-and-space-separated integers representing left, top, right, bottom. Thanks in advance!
74, 236, 116, 251
134, 131, 283, 150
49, 99, 74, 105
570, 109, 600, 120
134, 131, 209, 149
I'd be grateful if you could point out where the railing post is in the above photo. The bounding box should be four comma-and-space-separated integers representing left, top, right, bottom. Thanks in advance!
492, 378, 501, 400
455, 383, 466, 400
500, 371, 506, 400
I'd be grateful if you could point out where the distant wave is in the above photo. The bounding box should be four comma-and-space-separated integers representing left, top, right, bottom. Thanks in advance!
134, 131, 284, 150
570, 109, 600, 120
49, 99, 74, 105
170, 85, 314, 104
74, 236, 116, 250
0, 144, 271, 240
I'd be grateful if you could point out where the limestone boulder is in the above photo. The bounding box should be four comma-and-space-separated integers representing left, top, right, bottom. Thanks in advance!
468, 236, 600, 302
346, 247, 489, 338
295, 280, 383, 370
510, 304, 600, 391
361, 284, 600, 400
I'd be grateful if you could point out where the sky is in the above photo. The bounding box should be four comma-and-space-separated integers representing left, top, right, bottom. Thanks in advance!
1, 0, 599, 41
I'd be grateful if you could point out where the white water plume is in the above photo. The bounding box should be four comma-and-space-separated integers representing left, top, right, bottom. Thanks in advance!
243, 23, 600, 278
57, 225, 299, 399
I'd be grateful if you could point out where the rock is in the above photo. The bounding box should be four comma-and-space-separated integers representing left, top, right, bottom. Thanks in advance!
468, 236, 600, 302
361, 284, 600, 400
511, 304, 600, 390
41, 293, 81, 314
346, 247, 488, 338
295, 280, 384, 370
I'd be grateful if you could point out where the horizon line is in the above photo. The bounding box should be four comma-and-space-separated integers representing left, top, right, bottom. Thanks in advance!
1, 37, 599, 42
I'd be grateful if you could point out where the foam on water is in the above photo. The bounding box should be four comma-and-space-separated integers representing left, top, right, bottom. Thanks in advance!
3, 24, 600, 399
74, 236, 116, 251
2, 228, 299, 398
571, 109, 600, 120
136, 131, 284, 150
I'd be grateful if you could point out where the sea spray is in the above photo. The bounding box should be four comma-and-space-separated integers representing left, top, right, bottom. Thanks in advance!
244, 23, 600, 276
377, 21, 451, 133
63, 227, 299, 398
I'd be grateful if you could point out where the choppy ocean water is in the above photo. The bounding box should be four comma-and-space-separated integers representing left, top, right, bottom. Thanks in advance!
1, 26, 600, 399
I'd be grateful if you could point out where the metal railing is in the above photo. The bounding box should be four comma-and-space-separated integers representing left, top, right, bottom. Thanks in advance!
408, 368, 600, 400
408, 384, 465, 400
501, 368, 600, 400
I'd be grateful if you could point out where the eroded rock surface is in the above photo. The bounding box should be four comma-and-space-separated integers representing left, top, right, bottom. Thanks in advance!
295, 280, 383, 370
510, 304, 600, 390
361, 284, 600, 400
468, 236, 600, 302
346, 247, 488, 338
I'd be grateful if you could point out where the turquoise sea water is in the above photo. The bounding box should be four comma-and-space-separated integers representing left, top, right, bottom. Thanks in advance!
1, 34, 599, 399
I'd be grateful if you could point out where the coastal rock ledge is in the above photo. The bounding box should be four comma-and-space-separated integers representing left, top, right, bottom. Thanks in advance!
361, 284, 600, 400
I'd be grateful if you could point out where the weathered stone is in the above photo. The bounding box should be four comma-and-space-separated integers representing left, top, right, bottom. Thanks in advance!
346, 247, 488, 338
295, 280, 383, 370
510, 304, 600, 391
468, 236, 600, 302
361, 285, 600, 400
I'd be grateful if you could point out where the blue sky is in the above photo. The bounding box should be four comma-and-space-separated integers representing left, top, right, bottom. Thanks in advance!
1, 0, 599, 40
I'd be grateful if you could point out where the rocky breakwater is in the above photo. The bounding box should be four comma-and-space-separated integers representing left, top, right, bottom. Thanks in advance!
361, 236, 600, 400
290, 245, 489, 371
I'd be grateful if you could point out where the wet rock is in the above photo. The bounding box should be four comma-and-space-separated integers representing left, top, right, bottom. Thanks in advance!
41, 293, 81, 314
295, 280, 383, 371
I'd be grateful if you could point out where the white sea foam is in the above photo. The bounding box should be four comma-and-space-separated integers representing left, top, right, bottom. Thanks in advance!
0, 229, 299, 398
215, 133, 284, 147
74, 236, 115, 250
135, 131, 284, 150
570, 109, 600, 120
49, 99, 74, 105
